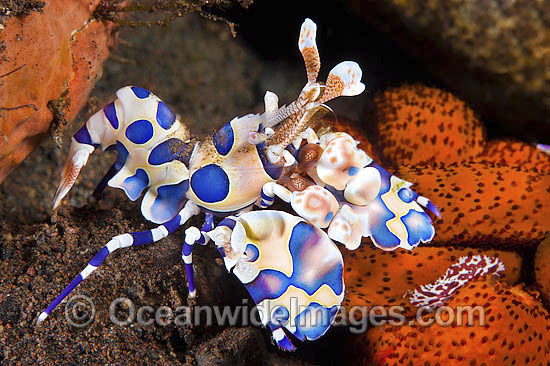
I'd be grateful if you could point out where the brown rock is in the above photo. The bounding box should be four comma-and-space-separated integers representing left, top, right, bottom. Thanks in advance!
348, 0, 550, 136
0, 0, 119, 182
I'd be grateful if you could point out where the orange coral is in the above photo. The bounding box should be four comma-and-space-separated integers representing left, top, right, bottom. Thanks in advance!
399, 161, 550, 245
342, 245, 522, 317
375, 84, 485, 166
479, 140, 550, 174
357, 279, 550, 366
0, 0, 119, 182
535, 236, 550, 305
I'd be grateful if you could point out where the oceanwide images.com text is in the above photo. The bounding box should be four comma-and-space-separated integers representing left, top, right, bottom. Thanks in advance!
64, 295, 486, 333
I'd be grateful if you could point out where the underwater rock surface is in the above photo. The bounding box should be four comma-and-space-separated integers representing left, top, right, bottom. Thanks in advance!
0, 0, 119, 182
348, 0, 550, 137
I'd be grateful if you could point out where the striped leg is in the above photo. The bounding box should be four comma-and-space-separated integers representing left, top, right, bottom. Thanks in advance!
258, 182, 292, 208
201, 213, 215, 232
416, 195, 441, 218
37, 201, 200, 324
181, 213, 215, 297
181, 225, 211, 298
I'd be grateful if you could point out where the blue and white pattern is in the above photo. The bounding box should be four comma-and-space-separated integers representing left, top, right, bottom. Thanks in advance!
41, 18, 440, 352
302, 131, 439, 251
54, 86, 191, 224
208, 211, 344, 351
259, 133, 439, 252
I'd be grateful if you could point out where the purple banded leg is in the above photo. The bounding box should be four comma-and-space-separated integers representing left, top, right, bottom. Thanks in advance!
259, 182, 291, 208
393, 179, 441, 219
182, 226, 210, 298
201, 213, 215, 232
181, 213, 214, 293
259, 190, 275, 208
37, 216, 178, 323
37, 201, 200, 324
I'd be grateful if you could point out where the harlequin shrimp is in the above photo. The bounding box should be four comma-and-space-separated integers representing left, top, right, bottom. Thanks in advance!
37, 18, 440, 350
